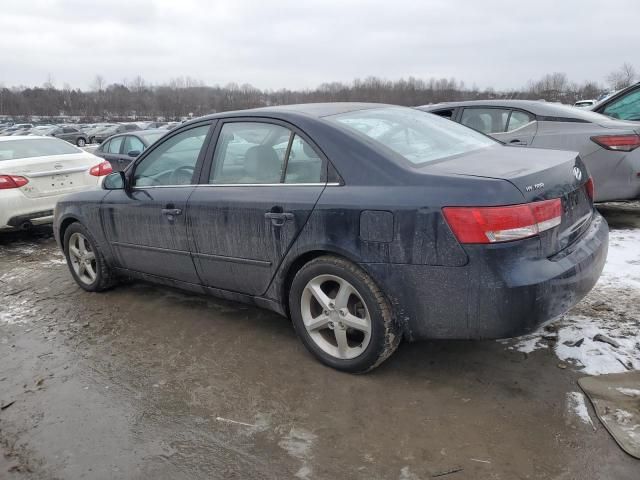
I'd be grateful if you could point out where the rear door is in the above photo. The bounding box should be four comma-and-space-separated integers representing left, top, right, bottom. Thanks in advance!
187, 119, 328, 295
100, 122, 213, 283
101, 136, 125, 171
492, 110, 538, 146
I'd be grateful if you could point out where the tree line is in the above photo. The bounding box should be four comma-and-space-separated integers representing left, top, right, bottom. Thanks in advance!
0, 64, 636, 122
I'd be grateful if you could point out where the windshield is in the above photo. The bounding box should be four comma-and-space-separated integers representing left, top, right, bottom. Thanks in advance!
328, 107, 496, 165
0, 138, 81, 161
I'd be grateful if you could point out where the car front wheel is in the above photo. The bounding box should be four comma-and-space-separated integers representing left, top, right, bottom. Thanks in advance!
77, 138, 86, 147
289, 255, 401, 373
64, 222, 115, 292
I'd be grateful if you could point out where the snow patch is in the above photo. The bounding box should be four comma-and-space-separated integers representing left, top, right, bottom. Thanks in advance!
278, 427, 317, 480
567, 391, 594, 427
599, 229, 640, 289
511, 314, 640, 375
616, 388, 640, 397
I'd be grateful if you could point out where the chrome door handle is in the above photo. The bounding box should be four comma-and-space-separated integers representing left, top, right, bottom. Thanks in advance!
265, 212, 294, 226
162, 208, 182, 216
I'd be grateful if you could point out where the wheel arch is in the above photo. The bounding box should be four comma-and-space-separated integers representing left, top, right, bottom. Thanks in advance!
277, 247, 366, 317
58, 216, 80, 250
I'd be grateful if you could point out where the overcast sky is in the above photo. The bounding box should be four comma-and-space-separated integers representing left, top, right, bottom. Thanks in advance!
1, 0, 638, 91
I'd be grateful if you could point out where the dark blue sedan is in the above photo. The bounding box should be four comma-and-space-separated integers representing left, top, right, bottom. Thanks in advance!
53, 103, 608, 372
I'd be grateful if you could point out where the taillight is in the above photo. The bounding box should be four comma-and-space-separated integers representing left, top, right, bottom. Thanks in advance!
89, 161, 113, 176
591, 134, 640, 152
443, 199, 562, 244
585, 177, 595, 201
0, 175, 29, 189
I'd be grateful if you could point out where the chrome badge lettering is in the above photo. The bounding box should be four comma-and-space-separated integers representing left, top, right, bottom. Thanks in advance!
525, 183, 545, 192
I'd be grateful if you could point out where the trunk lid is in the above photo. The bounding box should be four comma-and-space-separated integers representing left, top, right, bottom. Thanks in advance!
2, 152, 101, 198
425, 145, 594, 255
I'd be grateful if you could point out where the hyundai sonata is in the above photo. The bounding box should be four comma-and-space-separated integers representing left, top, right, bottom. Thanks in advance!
53, 104, 608, 372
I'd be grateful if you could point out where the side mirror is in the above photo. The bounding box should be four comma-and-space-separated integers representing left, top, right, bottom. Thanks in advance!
128, 150, 141, 158
103, 171, 126, 190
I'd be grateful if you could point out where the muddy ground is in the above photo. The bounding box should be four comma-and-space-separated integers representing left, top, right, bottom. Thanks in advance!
1, 205, 639, 479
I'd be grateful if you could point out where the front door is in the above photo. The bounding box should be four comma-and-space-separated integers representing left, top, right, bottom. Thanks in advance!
100, 123, 212, 283
188, 120, 327, 296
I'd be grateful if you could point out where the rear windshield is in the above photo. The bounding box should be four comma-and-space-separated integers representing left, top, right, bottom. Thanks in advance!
328, 107, 496, 165
0, 138, 81, 161
139, 132, 165, 144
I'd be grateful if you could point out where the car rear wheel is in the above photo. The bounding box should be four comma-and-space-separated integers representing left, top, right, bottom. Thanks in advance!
64, 222, 115, 292
289, 255, 401, 373
76, 138, 86, 147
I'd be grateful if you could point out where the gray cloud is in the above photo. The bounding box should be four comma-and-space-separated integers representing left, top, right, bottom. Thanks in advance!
1, 0, 638, 90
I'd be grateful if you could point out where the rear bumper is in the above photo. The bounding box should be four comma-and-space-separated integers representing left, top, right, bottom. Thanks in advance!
362, 212, 609, 341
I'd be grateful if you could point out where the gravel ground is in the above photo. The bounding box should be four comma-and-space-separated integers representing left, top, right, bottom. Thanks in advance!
0, 203, 639, 479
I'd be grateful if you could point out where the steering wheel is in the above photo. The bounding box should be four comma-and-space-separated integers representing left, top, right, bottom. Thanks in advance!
170, 165, 195, 185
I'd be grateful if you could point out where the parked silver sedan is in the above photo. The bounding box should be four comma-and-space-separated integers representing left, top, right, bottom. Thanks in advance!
417, 100, 640, 202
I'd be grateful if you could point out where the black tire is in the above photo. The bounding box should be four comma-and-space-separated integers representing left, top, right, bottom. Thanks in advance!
76, 137, 86, 147
289, 255, 401, 373
63, 222, 116, 292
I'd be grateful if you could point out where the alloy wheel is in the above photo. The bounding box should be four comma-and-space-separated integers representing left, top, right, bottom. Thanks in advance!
68, 232, 97, 285
301, 274, 372, 360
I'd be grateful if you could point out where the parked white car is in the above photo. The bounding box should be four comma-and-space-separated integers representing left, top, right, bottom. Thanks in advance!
0, 136, 112, 231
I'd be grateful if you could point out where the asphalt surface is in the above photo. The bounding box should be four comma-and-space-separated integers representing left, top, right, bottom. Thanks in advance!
1, 205, 639, 479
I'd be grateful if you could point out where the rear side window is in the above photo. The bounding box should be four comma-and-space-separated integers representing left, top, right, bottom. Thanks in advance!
461, 108, 509, 134
432, 109, 454, 119
0, 138, 80, 161
507, 111, 534, 131
211, 122, 324, 184
284, 135, 323, 183
123, 136, 144, 154
329, 107, 495, 165
602, 88, 640, 121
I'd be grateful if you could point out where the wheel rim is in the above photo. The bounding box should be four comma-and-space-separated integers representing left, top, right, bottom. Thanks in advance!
68, 232, 97, 285
78, 139, 85, 146
301, 274, 372, 360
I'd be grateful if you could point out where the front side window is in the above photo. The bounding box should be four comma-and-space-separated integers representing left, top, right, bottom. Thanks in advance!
602, 88, 640, 121
507, 111, 534, 131
107, 137, 123, 154
460, 108, 509, 134
133, 125, 209, 187
211, 122, 290, 184
329, 107, 496, 165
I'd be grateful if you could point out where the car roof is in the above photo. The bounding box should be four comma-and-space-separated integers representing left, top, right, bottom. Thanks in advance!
194, 102, 395, 122
417, 99, 613, 121
0, 135, 73, 143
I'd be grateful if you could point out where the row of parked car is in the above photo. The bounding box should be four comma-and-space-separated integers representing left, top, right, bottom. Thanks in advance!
0, 121, 181, 147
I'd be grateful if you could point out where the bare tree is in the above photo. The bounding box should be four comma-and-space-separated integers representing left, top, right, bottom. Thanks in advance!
91, 75, 105, 92
607, 63, 637, 90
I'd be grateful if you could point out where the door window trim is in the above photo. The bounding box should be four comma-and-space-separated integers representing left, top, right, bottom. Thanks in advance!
129, 120, 216, 190
198, 117, 332, 186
